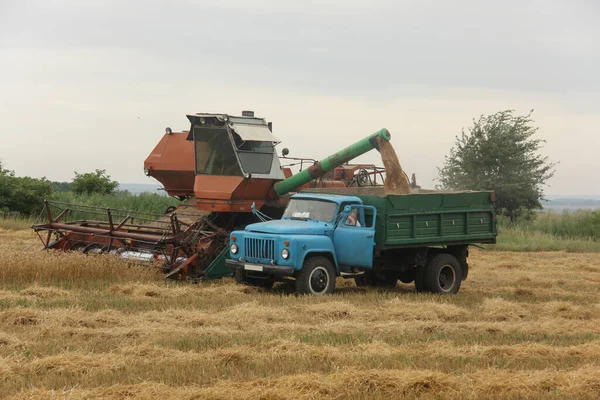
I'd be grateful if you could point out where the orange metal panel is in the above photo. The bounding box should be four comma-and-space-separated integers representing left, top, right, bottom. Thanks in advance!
144, 132, 195, 196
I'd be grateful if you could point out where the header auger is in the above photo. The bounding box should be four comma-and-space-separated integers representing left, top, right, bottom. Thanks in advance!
31, 111, 391, 281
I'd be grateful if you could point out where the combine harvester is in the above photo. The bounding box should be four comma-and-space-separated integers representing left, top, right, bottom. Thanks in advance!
31, 111, 391, 281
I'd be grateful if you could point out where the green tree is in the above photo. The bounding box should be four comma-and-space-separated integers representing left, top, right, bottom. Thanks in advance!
50, 181, 73, 192
437, 110, 556, 221
72, 169, 119, 195
0, 161, 53, 215
0, 162, 14, 212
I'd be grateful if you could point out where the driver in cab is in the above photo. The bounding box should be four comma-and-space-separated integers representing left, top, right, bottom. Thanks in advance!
345, 209, 361, 227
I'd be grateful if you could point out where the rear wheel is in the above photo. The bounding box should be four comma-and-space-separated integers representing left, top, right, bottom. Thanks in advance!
398, 269, 416, 284
423, 254, 462, 294
296, 256, 336, 295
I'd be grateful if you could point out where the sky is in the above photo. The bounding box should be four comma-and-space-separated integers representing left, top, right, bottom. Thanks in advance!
1, 0, 599, 196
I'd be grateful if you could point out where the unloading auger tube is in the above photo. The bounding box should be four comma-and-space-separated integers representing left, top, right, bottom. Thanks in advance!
273, 128, 391, 197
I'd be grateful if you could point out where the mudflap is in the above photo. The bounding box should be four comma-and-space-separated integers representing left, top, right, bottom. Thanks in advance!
203, 246, 233, 280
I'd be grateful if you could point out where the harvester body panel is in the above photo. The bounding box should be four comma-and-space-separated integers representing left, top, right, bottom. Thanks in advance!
144, 131, 195, 198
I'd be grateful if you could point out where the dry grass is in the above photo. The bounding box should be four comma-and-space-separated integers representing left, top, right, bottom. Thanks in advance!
1, 228, 600, 399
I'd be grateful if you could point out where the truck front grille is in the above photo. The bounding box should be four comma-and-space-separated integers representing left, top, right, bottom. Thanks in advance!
245, 237, 275, 261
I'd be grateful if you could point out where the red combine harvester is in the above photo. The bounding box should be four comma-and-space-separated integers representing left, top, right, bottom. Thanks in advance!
32, 111, 390, 281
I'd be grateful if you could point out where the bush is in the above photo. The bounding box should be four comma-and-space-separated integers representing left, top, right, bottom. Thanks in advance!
0, 162, 53, 215
72, 169, 119, 195
498, 210, 600, 241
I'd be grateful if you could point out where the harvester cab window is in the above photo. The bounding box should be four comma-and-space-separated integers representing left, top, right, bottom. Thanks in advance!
233, 134, 274, 175
193, 127, 242, 176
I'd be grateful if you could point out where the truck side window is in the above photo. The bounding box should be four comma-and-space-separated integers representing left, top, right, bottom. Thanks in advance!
364, 207, 375, 228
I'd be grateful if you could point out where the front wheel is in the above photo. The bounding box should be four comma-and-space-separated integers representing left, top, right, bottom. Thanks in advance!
296, 256, 336, 295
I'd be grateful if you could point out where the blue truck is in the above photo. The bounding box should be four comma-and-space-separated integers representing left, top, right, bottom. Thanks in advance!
225, 187, 497, 295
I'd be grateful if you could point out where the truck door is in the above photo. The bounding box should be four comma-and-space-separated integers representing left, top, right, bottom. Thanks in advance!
333, 205, 377, 268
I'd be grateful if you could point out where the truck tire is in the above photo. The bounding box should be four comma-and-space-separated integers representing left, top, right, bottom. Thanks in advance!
423, 254, 462, 294
398, 269, 415, 284
234, 269, 274, 289
296, 256, 336, 295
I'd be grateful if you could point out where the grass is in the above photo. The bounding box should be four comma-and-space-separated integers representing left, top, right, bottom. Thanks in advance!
0, 215, 33, 231
1, 191, 180, 230
488, 227, 600, 252
484, 210, 600, 252
1, 228, 600, 399
499, 210, 600, 240
49, 191, 180, 214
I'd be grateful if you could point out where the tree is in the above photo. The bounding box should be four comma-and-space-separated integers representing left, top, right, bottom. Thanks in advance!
0, 161, 53, 215
0, 161, 14, 212
50, 181, 73, 192
437, 110, 556, 221
72, 169, 119, 195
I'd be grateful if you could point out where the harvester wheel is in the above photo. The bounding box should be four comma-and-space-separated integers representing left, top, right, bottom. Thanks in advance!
296, 256, 336, 295
423, 254, 462, 295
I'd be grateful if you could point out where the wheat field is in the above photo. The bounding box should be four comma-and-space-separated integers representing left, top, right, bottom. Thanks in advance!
1, 228, 599, 399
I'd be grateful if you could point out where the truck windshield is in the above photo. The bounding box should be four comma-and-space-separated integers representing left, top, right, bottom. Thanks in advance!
282, 199, 338, 222
193, 127, 242, 176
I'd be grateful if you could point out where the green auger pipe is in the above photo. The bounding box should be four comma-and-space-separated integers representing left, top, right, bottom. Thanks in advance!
274, 128, 391, 197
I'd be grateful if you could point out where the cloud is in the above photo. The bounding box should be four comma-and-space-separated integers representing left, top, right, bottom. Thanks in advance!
2, 0, 598, 94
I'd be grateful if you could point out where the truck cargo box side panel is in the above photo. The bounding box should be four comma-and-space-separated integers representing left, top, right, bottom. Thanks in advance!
355, 192, 496, 249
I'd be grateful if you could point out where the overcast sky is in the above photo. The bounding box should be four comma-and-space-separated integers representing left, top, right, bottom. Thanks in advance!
1, 0, 599, 195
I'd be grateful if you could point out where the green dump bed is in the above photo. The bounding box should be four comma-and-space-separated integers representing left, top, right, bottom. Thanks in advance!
304, 187, 497, 250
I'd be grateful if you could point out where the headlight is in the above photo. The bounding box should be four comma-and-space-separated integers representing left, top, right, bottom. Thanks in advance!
143, 168, 150, 176
281, 248, 290, 260
231, 244, 239, 254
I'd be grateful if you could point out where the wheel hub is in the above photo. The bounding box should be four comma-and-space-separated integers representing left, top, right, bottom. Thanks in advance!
309, 267, 329, 293
439, 265, 455, 291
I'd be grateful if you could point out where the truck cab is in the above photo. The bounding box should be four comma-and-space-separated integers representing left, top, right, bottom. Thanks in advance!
225, 193, 377, 295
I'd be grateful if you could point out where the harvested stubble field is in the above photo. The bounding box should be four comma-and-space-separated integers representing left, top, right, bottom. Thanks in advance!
1, 229, 599, 400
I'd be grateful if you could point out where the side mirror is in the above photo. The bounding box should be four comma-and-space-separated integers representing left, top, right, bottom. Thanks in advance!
343, 205, 352, 213
281, 148, 289, 157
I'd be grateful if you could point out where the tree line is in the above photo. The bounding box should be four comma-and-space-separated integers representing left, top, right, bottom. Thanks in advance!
0, 166, 119, 215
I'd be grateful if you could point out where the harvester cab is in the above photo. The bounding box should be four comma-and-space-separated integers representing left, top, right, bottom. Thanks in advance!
185, 111, 288, 213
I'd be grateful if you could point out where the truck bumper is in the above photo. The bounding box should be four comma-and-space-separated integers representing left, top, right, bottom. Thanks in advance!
225, 259, 295, 277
